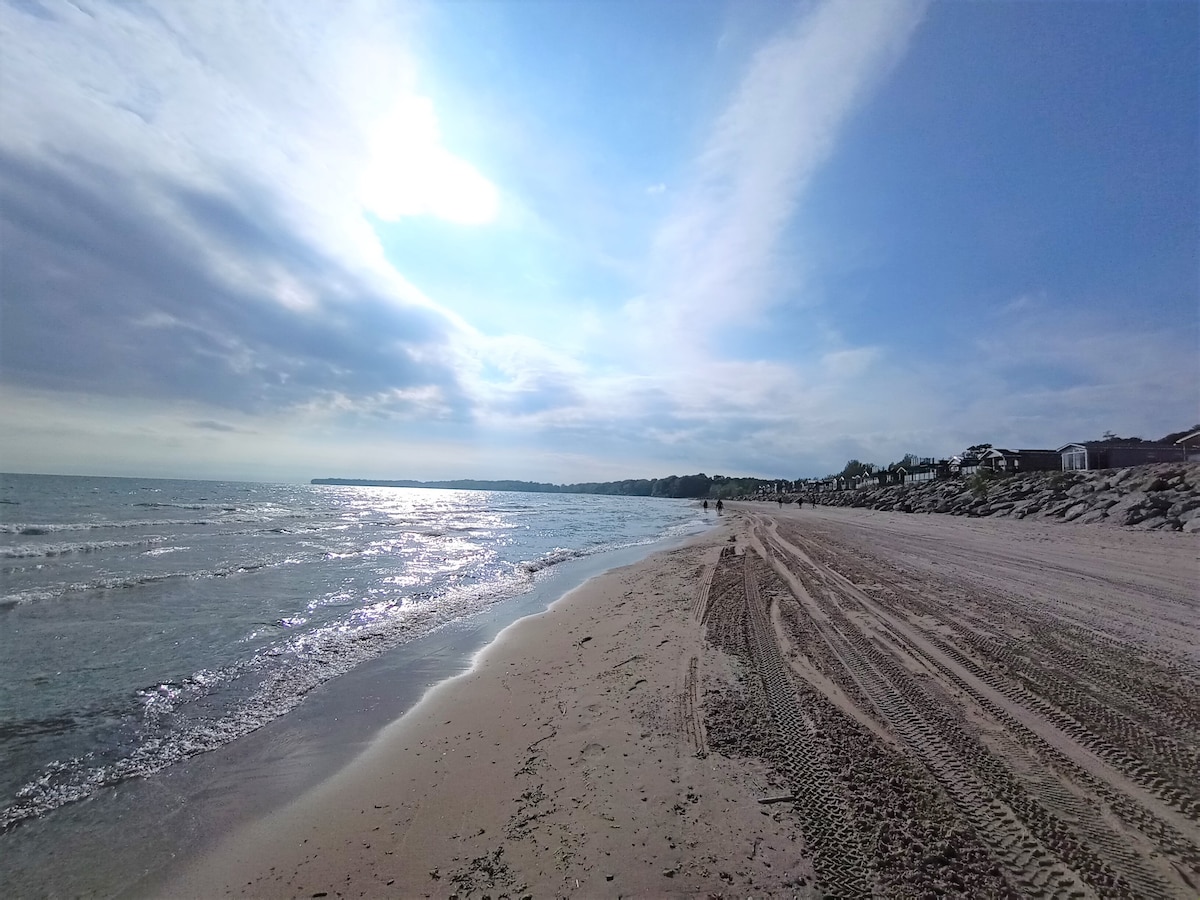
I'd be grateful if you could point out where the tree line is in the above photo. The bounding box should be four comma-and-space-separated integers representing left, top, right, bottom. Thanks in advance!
311, 473, 773, 500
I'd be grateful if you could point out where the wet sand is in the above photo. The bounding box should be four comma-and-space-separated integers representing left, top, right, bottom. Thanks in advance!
169, 505, 1200, 898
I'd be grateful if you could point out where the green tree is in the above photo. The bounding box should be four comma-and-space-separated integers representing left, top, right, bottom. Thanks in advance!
838, 459, 875, 479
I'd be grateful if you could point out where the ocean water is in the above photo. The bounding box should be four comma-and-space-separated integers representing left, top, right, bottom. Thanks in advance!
0, 473, 705, 891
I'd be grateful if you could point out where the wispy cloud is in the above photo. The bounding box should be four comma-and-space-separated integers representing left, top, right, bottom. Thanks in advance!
635, 0, 928, 345
189, 420, 248, 434
963, 303, 1199, 443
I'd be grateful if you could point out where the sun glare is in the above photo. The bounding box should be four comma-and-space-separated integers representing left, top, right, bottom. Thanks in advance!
360, 96, 499, 226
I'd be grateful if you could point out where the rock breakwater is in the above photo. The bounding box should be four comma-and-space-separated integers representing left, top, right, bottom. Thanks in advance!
810, 462, 1200, 532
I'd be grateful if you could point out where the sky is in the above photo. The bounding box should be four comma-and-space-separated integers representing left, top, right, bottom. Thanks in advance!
0, 0, 1196, 483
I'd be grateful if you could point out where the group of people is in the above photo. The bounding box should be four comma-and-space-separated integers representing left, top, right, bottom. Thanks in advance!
701, 496, 803, 511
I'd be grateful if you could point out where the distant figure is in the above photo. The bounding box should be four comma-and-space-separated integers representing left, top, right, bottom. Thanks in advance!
703, 499, 709, 510
777, 496, 783, 507
715, 499, 724, 512
797, 498, 803, 509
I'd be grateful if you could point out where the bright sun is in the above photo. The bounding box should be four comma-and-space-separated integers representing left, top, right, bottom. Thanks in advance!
360, 96, 499, 226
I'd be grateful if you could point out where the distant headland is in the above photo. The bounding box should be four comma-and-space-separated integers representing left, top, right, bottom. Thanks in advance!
310, 474, 765, 499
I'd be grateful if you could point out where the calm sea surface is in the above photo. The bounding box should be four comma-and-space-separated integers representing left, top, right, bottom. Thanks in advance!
0, 473, 705, 891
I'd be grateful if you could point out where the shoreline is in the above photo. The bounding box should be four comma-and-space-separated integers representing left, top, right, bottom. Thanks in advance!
2, 517, 713, 900
165, 520, 775, 898
165, 506, 1199, 898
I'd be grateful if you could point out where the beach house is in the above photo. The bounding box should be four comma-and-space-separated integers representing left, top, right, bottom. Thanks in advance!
1058, 440, 1187, 471
977, 448, 1062, 473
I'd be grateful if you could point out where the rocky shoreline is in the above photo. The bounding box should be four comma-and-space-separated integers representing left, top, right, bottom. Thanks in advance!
807, 462, 1200, 532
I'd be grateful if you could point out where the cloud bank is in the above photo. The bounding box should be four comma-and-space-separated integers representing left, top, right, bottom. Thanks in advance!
0, 0, 474, 420
1, 0, 1194, 482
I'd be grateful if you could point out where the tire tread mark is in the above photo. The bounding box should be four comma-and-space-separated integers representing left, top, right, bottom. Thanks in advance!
743, 552, 874, 898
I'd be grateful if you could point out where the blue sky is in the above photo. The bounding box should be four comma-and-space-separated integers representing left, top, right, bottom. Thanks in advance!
1, 0, 1196, 483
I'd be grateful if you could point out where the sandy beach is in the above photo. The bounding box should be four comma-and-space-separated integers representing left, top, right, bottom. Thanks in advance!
169, 505, 1200, 899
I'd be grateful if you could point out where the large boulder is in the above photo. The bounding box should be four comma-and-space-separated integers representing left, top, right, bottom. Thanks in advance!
808, 462, 1198, 532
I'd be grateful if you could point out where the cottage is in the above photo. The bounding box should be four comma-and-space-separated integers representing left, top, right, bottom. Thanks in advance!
1174, 430, 1200, 462
1059, 440, 1187, 471
1012, 449, 1063, 472
979, 448, 1061, 473
978, 449, 1014, 472
950, 454, 982, 476
907, 463, 940, 483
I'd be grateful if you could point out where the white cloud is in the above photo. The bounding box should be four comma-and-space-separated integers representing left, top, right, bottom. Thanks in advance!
1, 0, 941, 481
821, 347, 880, 379
0, 0, 530, 421
9, 0, 1183, 484
635, 0, 928, 345
0, 0, 465, 312
964, 305, 1199, 441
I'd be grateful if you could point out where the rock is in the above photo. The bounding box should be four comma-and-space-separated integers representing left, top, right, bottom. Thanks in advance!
807, 462, 1199, 532
1130, 515, 1167, 531
1104, 493, 1147, 524
1125, 506, 1158, 526
1109, 467, 1135, 487
1145, 493, 1173, 511
1169, 496, 1200, 518
1061, 503, 1089, 522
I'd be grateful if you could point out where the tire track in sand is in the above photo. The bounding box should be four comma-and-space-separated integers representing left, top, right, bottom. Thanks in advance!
741, 552, 874, 898
745, 505, 1198, 898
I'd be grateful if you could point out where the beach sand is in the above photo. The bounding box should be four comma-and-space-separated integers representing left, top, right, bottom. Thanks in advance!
168, 505, 1200, 899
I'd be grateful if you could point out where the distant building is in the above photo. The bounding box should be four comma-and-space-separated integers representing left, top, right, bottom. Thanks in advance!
907, 461, 946, 483
978, 448, 1061, 473
1015, 449, 1066, 472
949, 454, 982, 476
1174, 430, 1200, 462
1058, 441, 1187, 471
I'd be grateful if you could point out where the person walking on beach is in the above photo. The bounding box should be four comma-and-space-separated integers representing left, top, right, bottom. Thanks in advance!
715, 499, 723, 512
703, 499, 709, 510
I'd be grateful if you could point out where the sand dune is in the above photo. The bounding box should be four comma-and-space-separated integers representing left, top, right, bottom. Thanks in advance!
169, 505, 1200, 898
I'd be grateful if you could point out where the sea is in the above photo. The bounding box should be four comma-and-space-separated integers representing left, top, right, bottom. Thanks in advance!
0, 473, 709, 896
